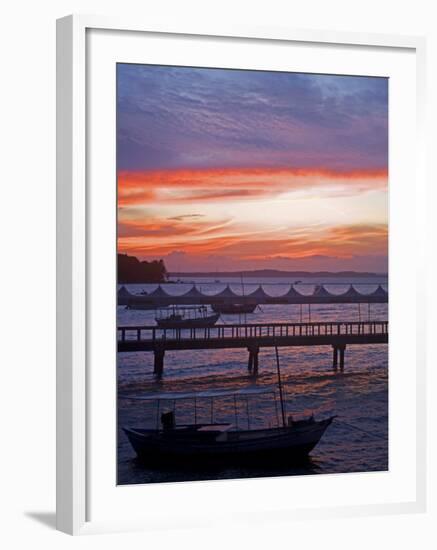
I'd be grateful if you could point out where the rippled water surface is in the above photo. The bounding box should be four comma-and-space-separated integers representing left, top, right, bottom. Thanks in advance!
117, 277, 388, 485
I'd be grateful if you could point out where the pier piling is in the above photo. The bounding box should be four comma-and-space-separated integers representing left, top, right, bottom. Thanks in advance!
332, 345, 338, 372
253, 346, 259, 376
153, 349, 165, 377
339, 345, 346, 372
332, 344, 346, 372
247, 346, 260, 375
247, 348, 254, 374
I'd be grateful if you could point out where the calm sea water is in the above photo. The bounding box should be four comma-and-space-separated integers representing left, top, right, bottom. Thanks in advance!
117, 277, 388, 485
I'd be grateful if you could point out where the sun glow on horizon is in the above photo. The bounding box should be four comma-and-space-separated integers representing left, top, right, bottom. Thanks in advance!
118, 167, 388, 272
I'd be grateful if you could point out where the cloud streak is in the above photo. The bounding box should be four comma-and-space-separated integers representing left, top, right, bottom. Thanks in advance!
118, 166, 387, 206
117, 65, 388, 172
118, 221, 388, 262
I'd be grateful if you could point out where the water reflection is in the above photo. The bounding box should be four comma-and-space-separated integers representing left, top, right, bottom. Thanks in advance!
117, 278, 388, 484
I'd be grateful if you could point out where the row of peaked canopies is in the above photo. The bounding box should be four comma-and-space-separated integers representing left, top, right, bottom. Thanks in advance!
118, 284, 388, 306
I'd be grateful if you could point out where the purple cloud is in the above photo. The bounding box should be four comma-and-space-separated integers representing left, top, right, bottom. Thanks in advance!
117, 64, 388, 172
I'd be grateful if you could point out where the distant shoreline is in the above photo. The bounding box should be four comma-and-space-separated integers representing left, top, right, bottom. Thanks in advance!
168, 270, 387, 279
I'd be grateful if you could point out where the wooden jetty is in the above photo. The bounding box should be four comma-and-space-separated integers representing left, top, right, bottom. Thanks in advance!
118, 320, 388, 377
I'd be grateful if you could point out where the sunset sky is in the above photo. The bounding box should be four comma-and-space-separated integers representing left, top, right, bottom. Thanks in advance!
117, 64, 388, 273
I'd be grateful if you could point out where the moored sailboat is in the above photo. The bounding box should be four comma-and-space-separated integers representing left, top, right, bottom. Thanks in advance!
123, 415, 334, 464
155, 305, 220, 328
211, 302, 257, 314
122, 347, 335, 465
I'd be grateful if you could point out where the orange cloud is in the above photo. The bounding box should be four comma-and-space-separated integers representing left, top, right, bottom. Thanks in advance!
118, 216, 233, 239
117, 167, 388, 267
118, 222, 388, 261
118, 166, 387, 207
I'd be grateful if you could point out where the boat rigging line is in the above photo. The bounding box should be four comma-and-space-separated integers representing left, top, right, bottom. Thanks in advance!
335, 419, 387, 441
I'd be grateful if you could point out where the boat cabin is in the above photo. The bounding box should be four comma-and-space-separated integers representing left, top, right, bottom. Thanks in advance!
155, 305, 220, 328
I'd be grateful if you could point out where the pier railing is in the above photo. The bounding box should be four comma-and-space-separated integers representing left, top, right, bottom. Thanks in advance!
118, 320, 388, 344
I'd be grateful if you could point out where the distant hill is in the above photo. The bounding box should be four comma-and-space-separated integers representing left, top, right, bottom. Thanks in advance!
118, 254, 168, 283
169, 269, 387, 279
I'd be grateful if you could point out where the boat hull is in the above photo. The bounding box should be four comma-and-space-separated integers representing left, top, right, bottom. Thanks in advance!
123, 417, 334, 465
155, 313, 220, 328
126, 303, 156, 310
211, 303, 257, 314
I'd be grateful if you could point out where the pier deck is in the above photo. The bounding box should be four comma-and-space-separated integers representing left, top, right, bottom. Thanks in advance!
118, 320, 388, 376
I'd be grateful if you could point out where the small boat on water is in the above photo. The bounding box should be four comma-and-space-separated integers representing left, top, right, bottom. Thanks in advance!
126, 302, 158, 310
123, 413, 334, 464
123, 347, 335, 465
211, 274, 259, 315
155, 305, 220, 328
211, 302, 257, 314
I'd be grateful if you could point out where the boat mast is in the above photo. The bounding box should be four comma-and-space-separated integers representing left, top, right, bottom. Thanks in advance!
240, 272, 247, 324
274, 345, 287, 427
240, 272, 245, 298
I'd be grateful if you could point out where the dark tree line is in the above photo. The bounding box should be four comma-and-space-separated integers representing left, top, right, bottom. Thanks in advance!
118, 253, 168, 283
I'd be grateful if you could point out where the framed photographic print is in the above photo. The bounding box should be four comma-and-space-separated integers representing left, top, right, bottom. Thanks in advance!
56, 15, 426, 535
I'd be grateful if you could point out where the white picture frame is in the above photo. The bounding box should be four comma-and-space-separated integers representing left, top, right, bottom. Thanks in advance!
56, 14, 427, 535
